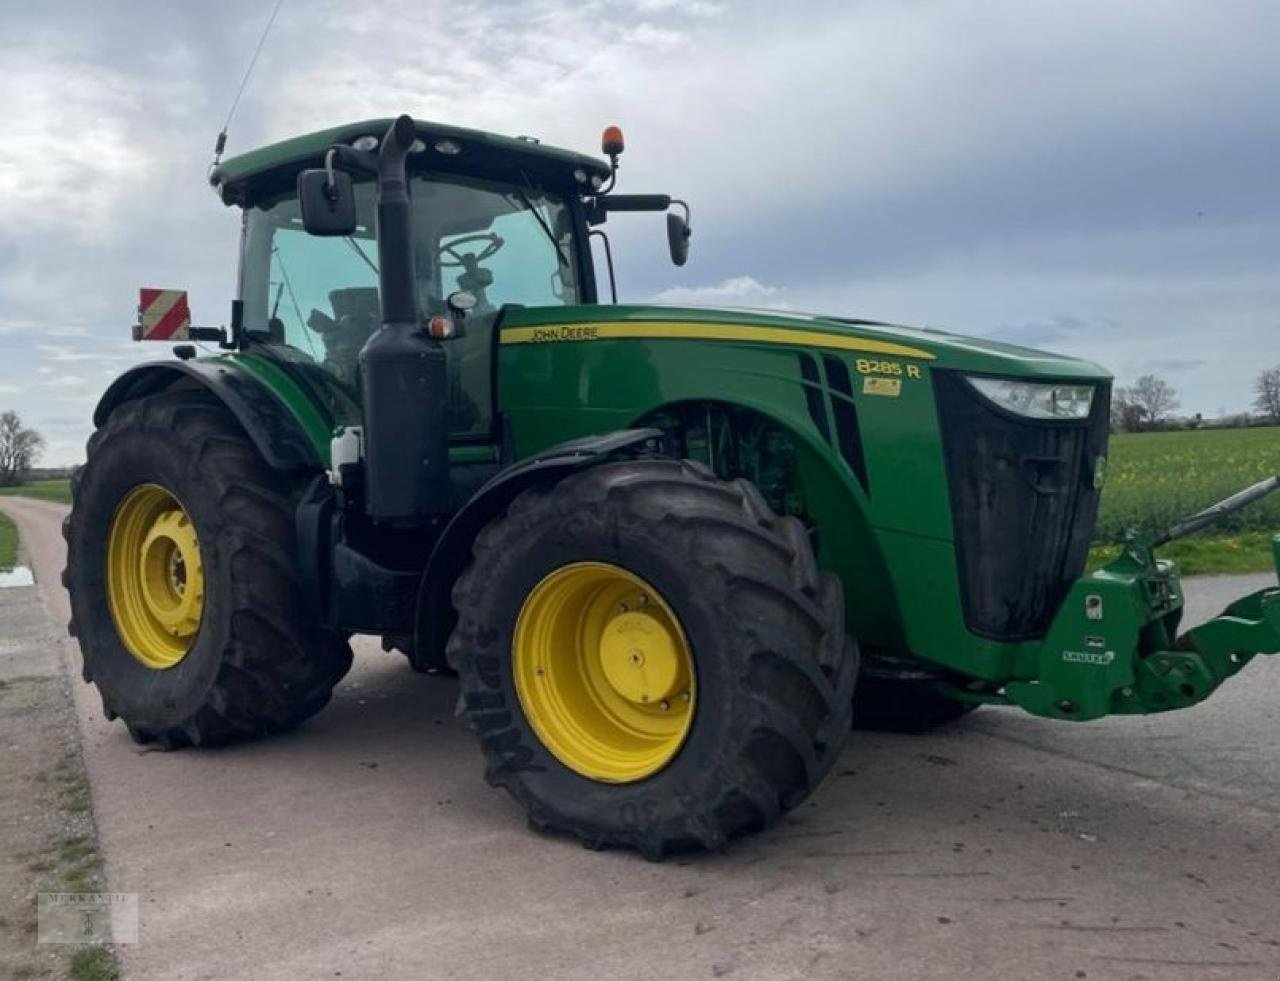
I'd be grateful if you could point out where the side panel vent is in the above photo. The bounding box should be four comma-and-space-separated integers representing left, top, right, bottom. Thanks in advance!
821, 356, 869, 495
797, 353, 831, 442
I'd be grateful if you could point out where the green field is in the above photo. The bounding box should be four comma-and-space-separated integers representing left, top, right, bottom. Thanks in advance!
1091, 426, 1279, 575
1096, 426, 1280, 540
0, 511, 16, 570
0, 478, 72, 505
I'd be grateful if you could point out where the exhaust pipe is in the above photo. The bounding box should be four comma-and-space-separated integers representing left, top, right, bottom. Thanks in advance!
359, 115, 451, 522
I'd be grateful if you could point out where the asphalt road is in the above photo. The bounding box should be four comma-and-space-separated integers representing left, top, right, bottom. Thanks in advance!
4, 495, 1279, 980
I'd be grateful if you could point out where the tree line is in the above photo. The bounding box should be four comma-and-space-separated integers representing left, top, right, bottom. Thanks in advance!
0, 411, 45, 486
1111, 366, 1280, 433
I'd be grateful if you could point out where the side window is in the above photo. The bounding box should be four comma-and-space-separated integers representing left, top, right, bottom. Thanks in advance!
267, 226, 380, 387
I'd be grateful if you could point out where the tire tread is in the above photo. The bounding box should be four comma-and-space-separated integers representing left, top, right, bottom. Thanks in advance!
64, 387, 351, 748
449, 458, 858, 856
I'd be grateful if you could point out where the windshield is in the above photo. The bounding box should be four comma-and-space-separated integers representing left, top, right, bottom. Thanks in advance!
240, 174, 581, 437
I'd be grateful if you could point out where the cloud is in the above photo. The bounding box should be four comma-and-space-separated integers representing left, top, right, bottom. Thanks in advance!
36, 343, 153, 364
2, 0, 1279, 463
651, 275, 790, 309
990, 315, 1095, 347
1137, 358, 1208, 374
44, 373, 88, 388
0, 42, 201, 243
634, 0, 726, 15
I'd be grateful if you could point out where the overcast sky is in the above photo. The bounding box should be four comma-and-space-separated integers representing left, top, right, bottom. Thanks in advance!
2, 0, 1277, 465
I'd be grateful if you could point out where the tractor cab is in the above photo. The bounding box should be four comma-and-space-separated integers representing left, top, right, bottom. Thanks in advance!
212, 119, 686, 451
215, 120, 611, 443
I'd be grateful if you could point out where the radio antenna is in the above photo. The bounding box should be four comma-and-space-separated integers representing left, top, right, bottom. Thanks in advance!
210, 0, 286, 173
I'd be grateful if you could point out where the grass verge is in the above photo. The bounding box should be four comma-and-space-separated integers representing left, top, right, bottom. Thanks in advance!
0, 596, 121, 979
0, 511, 16, 570
70, 947, 121, 981
1088, 531, 1277, 576
0, 478, 73, 505
38, 755, 122, 980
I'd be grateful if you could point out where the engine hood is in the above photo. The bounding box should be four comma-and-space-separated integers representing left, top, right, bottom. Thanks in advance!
503, 304, 1112, 382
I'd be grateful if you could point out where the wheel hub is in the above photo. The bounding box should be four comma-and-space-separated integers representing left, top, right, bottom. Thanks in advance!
139, 508, 203, 639
599, 610, 681, 705
107, 485, 205, 669
513, 562, 696, 783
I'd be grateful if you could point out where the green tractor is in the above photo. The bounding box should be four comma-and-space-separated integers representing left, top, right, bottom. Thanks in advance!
64, 115, 1280, 858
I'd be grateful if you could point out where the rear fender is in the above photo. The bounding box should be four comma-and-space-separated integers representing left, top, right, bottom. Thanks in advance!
410, 428, 664, 670
95, 361, 321, 472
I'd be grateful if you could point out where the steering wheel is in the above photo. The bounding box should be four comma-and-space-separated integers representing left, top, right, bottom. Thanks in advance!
439, 233, 504, 267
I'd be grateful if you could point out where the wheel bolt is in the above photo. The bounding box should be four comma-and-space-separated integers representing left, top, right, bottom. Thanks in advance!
659, 700, 670, 711
680, 691, 691, 701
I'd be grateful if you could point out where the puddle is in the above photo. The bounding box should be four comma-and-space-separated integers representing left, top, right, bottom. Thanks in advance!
0, 566, 34, 588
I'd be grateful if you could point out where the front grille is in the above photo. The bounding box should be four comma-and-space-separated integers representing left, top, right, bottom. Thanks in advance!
933, 371, 1109, 641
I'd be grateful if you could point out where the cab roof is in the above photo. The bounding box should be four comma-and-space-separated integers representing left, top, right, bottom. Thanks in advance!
210, 117, 612, 207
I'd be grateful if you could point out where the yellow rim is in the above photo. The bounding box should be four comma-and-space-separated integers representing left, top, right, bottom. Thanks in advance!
106, 484, 205, 670
513, 562, 696, 783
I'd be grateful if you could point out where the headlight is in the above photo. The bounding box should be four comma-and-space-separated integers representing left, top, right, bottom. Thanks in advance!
965, 376, 1094, 420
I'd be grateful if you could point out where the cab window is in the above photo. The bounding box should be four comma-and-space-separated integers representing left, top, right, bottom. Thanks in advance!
241, 174, 580, 439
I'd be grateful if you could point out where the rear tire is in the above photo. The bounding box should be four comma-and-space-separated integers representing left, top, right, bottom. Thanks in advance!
448, 459, 857, 858
63, 388, 352, 747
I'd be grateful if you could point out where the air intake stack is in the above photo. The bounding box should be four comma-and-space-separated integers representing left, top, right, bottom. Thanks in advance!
358, 115, 451, 522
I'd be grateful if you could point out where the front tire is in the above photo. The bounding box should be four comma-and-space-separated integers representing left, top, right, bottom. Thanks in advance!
63, 388, 352, 747
448, 459, 857, 857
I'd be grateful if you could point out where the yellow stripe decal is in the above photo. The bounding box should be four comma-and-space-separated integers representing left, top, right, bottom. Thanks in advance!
500, 321, 935, 360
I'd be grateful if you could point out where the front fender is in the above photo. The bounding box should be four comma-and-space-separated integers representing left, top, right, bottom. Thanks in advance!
410, 428, 664, 670
95, 360, 322, 472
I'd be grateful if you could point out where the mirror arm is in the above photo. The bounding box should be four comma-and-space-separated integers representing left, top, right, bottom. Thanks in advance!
324, 144, 378, 178
596, 193, 672, 213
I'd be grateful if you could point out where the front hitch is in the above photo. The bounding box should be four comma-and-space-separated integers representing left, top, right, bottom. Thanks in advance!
1005, 476, 1280, 721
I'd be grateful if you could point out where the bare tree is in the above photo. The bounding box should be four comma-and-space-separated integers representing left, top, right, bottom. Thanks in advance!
1110, 386, 1147, 432
0, 411, 45, 486
1254, 366, 1280, 423
1126, 375, 1180, 430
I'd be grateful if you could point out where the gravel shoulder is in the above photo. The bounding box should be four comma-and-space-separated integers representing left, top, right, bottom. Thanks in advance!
3, 495, 1279, 980
0, 515, 118, 980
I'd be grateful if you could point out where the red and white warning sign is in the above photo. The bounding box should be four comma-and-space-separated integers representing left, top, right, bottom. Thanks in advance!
134, 289, 192, 341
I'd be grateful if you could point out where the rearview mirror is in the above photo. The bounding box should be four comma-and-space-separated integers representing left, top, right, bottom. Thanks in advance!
667, 212, 691, 267
298, 168, 357, 236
